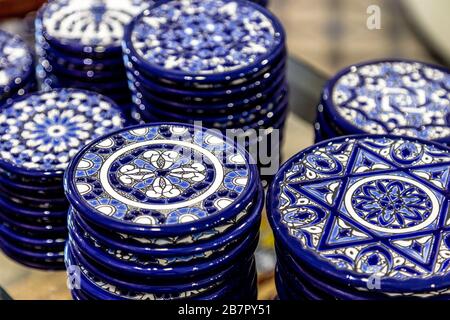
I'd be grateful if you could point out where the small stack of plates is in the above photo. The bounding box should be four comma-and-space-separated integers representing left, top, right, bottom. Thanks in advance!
34, 0, 150, 114
268, 135, 450, 300
64, 123, 263, 300
0, 89, 125, 269
123, 0, 288, 182
0, 29, 36, 106
314, 60, 450, 144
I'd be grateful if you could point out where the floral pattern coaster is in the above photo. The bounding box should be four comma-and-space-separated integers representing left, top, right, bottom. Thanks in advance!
325, 61, 450, 142
40, 0, 150, 48
68, 124, 255, 226
0, 89, 124, 174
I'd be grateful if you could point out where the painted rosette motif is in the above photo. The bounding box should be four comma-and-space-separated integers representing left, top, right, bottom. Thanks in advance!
123, 0, 288, 188
66, 123, 257, 231
315, 60, 450, 145
0, 89, 125, 271
0, 29, 35, 104
64, 123, 263, 300
268, 135, 450, 299
35, 0, 151, 110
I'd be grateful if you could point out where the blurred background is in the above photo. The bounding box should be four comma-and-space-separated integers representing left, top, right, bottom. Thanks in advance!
0, 0, 449, 300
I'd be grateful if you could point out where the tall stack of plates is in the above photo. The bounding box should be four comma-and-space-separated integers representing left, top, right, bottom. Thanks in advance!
268, 135, 450, 300
34, 0, 150, 115
0, 89, 125, 269
123, 0, 288, 182
314, 60, 450, 144
0, 29, 36, 106
64, 123, 263, 300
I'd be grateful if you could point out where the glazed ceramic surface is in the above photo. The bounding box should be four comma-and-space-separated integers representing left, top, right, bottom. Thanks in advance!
0, 30, 33, 99
38, 0, 150, 50
66, 123, 258, 234
125, 0, 284, 82
0, 89, 125, 177
268, 135, 450, 294
324, 60, 450, 143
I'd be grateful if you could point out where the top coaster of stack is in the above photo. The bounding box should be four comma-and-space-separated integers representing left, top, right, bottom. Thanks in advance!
125, 0, 285, 84
37, 0, 150, 54
321, 60, 450, 144
268, 134, 450, 296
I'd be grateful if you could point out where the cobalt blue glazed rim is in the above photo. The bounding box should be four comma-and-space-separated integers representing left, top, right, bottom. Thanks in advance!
0, 29, 34, 98
0, 224, 65, 249
0, 209, 67, 235
132, 82, 287, 123
1, 241, 65, 270
135, 94, 289, 133
0, 173, 65, 194
69, 183, 263, 256
67, 225, 259, 278
130, 70, 286, 113
0, 194, 67, 219
124, 47, 286, 95
0, 183, 67, 205
0, 88, 126, 178
276, 263, 324, 300
39, 56, 127, 81
67, 240, 255, 295
123, 0, 286, 85
268, 133, 450, 293
64, 122, 261, 237
36, 38, 125, 71
321, 59, 450, 145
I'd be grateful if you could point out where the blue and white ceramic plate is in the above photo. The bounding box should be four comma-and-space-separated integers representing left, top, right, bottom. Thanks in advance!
322, 60, 450, 144
0, 89, 125, 178
69, 184, 262, 253
124, 53, 286, 102
36, 0, 150, 55
268, 135, 450, 295
0, 30, 33, 101
65, 123, 259, 236
124, 0, 285, 84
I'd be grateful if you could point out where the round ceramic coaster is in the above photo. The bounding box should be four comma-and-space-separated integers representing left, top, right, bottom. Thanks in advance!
0, 89, 125, 179
322, 60, 450, 144
124, 0, 285, 84
0, 29, 33, 101
268, 135, 450, 295
37, 0, 150, 55
65, 123, 259, 236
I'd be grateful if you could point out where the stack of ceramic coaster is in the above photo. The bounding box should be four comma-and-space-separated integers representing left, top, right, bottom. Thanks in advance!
0, 89, 125, 269
34, 0, 150, 113
64, 123, 263, 300
0, 29, 36, 106
123, 0, 288, 181
314, 60, 450, 144
268, 135, 450, 300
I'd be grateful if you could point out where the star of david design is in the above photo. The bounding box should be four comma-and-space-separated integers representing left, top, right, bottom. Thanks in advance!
280, 138, 450, 278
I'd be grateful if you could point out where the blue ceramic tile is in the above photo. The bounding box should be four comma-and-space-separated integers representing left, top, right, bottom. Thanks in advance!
322, 60, 450, 144
0, 89, 125, 178
65, 123, 260, 236
124, 0, 285, 84
268, 135, 450, 296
